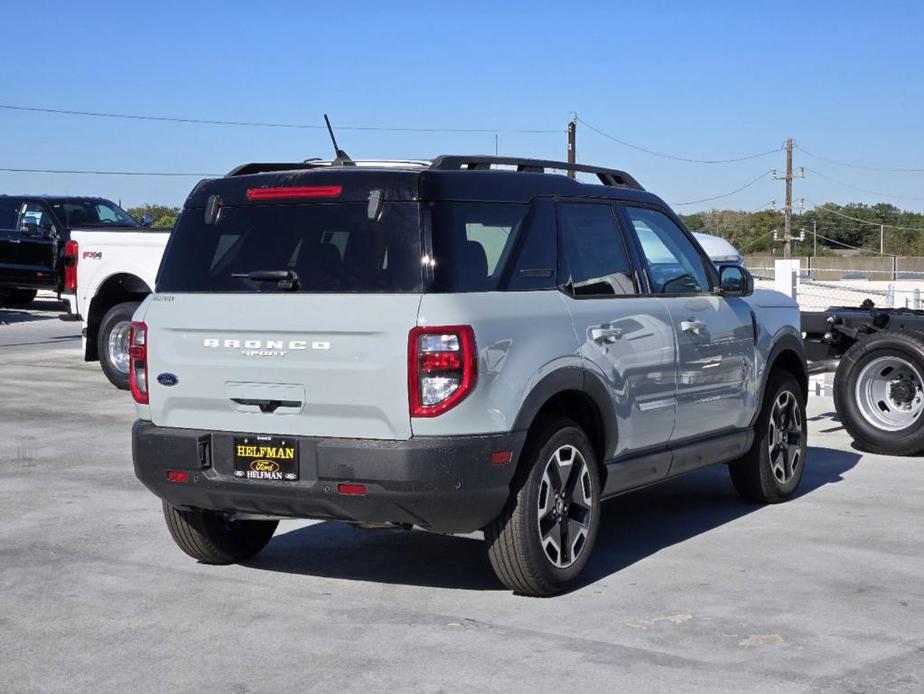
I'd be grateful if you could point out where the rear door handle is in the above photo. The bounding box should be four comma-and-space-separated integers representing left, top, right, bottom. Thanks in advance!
680, 319, 706, 335
591, 327, 624, 343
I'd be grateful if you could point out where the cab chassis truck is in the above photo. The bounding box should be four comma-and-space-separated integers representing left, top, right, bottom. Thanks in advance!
803, 301, 924, 455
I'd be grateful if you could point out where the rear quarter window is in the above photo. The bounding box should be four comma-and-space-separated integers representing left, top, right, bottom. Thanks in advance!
429, 202, 529, 292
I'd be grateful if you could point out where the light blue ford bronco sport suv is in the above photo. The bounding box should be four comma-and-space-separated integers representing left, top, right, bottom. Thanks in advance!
130, 155, 807, 596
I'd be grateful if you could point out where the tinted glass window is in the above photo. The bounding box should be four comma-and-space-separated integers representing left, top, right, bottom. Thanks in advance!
22, 203, 52, 230
49, 199, 137, 228
430, 202, 528, 292
559, 203, 635, 296
0, 201, 20, 229
506, 200, 557, 291
625, 207, 711, 294
158, 202, 423, 293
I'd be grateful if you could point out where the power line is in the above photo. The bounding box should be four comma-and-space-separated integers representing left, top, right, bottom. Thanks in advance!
0, 103, 562, 135
577, 117, 781, 164
805, 198, 924, 232
804, 167, 924, 201
0, 167, 219, 177
795, 143, 924, 173
671, 170, 772, 206
738, 229, 775, 254
811, 228, 887, 255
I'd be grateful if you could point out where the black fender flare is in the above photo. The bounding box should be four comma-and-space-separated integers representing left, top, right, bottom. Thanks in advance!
511, 365, 618, 460
752, 332, 808, 426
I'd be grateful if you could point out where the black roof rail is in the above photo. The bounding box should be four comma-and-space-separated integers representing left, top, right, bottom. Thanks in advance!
429, 155, 644, 191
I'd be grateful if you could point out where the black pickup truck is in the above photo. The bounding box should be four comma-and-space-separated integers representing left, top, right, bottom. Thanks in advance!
0, 195, 148, 308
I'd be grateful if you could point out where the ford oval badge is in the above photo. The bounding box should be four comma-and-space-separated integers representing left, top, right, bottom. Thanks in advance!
157, 373, 179, 387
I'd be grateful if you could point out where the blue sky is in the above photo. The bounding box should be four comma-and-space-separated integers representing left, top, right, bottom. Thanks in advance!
2, 0, 924, 212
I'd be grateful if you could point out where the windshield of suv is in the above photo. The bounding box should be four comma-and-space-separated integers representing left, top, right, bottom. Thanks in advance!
157, 202, 423, 293
50, 199, 139, 228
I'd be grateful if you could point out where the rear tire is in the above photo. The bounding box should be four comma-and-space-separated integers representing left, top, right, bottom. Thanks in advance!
162, 501, 278, 564
485, 417, 601, 596
833, 330, 924, 455
729, 371, 807, 503
98, 301, 139, 390
0, 288, 37, 308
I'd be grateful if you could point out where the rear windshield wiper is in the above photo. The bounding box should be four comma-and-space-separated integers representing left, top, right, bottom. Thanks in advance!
231, 269, 300, 291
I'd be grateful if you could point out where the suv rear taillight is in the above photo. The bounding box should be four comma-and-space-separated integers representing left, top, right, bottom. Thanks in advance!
408, 325, 477, 417
63, 240, 78, 291
129, 321, 149, 404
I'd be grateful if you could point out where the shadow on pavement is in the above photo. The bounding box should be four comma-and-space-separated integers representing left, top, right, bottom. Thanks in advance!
249, 445, 860, 592
0, 298, 66, 325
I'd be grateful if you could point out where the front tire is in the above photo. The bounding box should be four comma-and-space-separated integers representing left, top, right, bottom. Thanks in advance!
97, 301, 139, 390
162, 501, 278, 564
729, 371, 807, 503
834, 331, 924, 455
485, 417, 601, 596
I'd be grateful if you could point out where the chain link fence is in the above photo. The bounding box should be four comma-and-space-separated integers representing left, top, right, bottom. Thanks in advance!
743, 256, 924, 312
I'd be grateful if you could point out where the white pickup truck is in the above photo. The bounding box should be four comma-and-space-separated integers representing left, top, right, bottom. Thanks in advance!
64, 228, 171, 389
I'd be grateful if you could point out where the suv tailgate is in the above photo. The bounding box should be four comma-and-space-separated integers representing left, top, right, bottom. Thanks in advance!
143, 294, 420, 440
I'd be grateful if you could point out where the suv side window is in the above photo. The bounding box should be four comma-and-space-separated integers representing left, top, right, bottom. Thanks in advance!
624, 206, 711, 294
505, 198, 557, 291
430, 202, 528, 292
21, 202, 53, 232
558, 202, 636, 296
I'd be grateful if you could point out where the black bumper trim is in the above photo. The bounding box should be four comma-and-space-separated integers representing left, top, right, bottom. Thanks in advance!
132, 421, 526, 534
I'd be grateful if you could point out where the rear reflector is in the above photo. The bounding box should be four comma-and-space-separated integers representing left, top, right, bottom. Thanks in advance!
490, 450, 512, 465
337, 483, 367, 496
166, 470, 189, 483
246, 185, 342, 201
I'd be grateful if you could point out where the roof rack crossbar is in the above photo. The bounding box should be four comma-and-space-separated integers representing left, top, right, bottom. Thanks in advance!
429, 155, 644, 190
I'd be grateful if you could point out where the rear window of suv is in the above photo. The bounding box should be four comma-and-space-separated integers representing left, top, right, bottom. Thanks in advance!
157, 202, 423, 293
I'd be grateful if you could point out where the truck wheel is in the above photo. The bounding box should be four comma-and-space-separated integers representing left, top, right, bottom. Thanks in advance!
834, 331, 924, 455
729, 371, 807, 503
485, 417, 601, 596
98, 301, 139, 390
162, 501, 278, 564
0, 288, 38, 308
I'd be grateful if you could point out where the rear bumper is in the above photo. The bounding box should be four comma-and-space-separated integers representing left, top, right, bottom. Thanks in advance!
132, 420, 526, 534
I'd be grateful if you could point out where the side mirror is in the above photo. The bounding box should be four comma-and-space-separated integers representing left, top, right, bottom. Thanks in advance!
718, 264, 753, 297
140, 214, 155, 227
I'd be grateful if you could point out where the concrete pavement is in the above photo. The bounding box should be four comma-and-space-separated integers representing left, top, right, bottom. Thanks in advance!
1, 303, 921, 693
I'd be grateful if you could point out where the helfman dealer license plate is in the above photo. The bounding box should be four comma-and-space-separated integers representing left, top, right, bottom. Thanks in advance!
233, 436, 299, 481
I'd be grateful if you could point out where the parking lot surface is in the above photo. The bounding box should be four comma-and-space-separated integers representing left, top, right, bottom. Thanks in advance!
1, 300, 922, 694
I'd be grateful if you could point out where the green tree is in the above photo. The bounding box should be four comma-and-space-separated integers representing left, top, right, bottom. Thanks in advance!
127, 204, 181, 228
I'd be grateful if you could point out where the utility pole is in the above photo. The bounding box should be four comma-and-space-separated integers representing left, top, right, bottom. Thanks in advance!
567, 117, 576, 179
880, 224, 885, 255
783, 138, 793, 258
771, 138, 804, 258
